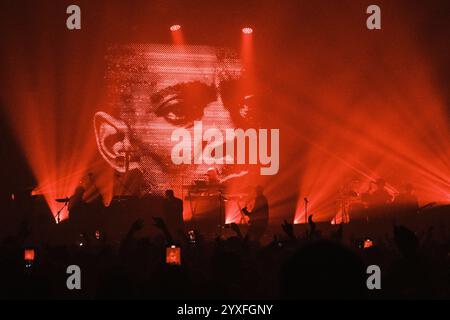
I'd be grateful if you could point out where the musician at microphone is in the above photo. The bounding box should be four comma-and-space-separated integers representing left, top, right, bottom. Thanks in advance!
68, 174, 90, 212
242, 185, 269, 241
68, 185, 85, 212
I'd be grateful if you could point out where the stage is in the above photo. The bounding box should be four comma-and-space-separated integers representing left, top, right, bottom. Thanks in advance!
0, 0, 448, 301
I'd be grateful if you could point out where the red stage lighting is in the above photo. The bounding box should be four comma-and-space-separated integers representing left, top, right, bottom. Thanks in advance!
242, 27, 253, 34
170, 24, 181, 32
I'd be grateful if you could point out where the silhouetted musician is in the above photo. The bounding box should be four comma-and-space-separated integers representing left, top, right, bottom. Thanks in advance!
242, 185, 269, 241
369, 179, 392, 207
163, 189, 184, 239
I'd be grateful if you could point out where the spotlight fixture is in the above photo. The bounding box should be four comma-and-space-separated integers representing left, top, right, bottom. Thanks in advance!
242, 27, 253, 34
170, 24, 181, 32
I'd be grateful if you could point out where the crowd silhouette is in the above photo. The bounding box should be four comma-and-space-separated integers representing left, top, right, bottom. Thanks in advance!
0, 203, 449, 300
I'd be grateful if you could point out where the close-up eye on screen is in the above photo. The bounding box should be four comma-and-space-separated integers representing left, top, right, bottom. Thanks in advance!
0, 0, 448, 310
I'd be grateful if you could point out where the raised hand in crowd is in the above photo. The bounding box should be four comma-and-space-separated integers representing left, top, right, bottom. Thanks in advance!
281, 219, 295, 240
152, 216, 174, 244
230, 223, 243, 239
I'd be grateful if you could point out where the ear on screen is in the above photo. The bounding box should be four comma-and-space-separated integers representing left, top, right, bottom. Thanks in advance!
94, 111, 139, 173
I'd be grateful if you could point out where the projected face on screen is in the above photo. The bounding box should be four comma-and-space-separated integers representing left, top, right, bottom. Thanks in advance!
94, 44, 257, 194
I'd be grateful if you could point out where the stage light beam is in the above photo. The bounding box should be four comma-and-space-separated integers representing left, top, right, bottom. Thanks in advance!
170, 24, 184, 45
170, 24, 181, 32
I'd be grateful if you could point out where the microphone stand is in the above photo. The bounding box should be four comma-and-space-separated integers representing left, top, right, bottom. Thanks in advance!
304, 197, 309, 224
56, 200, 69, 224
